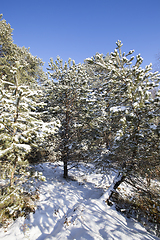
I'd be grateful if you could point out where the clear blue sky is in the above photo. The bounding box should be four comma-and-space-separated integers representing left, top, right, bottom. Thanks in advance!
1, 0, 160, 71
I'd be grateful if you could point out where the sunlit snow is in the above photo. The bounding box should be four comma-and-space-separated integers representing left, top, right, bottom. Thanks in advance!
0, 162, 159, 240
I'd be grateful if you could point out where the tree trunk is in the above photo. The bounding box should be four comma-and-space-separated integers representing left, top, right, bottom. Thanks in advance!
108, 173, 126, 199
63, 109, 69, 178
63, 158, 68, 178
100, 171, 126, 204
10, 155, 17, 186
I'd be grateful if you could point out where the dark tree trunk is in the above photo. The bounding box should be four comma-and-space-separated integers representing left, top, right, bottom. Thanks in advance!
103, 160, 135, 205
63, 159, 68, 178
108, 174, 126, 200
63, 109, 69, 178
102, 172, 126, 206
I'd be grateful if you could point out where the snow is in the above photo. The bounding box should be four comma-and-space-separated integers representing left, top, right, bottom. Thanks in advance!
150, 124, 157, 130
133, 102, 139, 108
110, 106, 126, 113
14, 143, 31, 152
0, 162, 159, 240
0, 147, 12, 158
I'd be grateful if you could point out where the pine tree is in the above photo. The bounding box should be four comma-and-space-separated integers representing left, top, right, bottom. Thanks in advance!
43, 57, 98, 177
0, 14, 59, 223
86, 40, 160, 193
0, 61, 48, 185
0, 61, 59, 221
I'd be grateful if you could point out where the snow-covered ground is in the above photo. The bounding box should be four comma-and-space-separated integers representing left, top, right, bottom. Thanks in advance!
0, 162, 159, 240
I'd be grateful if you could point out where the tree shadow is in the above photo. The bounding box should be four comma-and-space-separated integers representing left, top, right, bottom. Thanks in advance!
24, 162, 158, 240
25, 162, 104, 240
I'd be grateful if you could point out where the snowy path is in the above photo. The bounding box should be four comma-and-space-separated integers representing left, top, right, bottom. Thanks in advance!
0, 162, 159, 240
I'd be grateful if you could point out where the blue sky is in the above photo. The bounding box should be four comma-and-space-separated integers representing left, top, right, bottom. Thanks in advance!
1, 0, 160, 71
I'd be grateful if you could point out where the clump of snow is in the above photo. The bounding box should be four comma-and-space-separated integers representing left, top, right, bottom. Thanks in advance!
110, 106, 126, 113
0, 162, 159, 240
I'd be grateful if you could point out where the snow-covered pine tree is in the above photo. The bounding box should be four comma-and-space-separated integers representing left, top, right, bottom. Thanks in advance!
43, 57, 98, 177
86, 40, 160, 195
85, 52, 118, 168
0, 61, 58, 221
